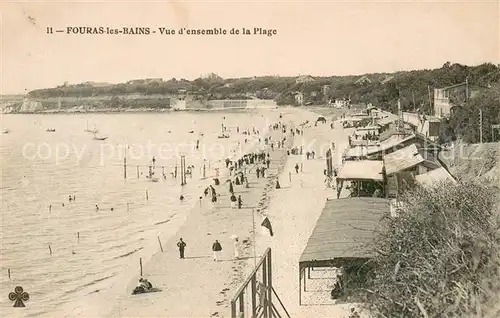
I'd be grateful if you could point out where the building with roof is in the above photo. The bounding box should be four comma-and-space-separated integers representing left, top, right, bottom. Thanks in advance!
376, 114, 400, 130
402, 112, 441, 140
294, 92, 304, 106
415, 166, 456, 187
380, 75, 394, 85
298, 197, 390, 304
383, 144, 441, 197
335, 160, 385, 198
355, 75, 372, 85
434, 82, 468, 118
295, 75, 315, 84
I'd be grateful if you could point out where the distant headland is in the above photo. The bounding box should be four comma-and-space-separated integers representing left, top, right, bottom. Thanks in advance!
1, 62, 498, 117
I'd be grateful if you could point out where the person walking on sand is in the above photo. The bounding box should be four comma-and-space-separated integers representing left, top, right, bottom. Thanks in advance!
295, 163, 299, 174
177, 238, 187, 259
212, 240, 222, 261
233, 237, 240, 259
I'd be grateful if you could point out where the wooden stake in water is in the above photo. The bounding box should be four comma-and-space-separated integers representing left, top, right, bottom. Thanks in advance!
77, 232, 80, 243
137, 165, 140, 179
140, 258, 143, 276
300, 163, 303, 172
157, 236, 164, 252
48, 245, 52, 255
289, 172, 292, 182
8, 269, 11, 280
123, 157, 127, 179
146, 189, 149, 201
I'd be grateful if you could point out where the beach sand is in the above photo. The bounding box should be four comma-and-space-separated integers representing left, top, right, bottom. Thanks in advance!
253, 109, 360, 317
103, 110, 295, 317
103, 108, 361, 318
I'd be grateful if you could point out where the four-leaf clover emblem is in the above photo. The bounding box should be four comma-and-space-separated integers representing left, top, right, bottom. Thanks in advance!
9, 286, 29, 307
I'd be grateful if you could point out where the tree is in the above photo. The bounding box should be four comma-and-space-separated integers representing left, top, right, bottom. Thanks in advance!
358, 182, 500, 317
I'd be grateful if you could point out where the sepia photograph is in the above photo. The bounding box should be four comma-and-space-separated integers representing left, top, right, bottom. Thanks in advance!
1, 0, 499, 317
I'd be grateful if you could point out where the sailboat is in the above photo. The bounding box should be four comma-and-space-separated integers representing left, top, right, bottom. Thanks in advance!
85, 120, 98, 133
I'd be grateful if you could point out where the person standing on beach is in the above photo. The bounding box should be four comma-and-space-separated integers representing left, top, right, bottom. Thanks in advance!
237, 195, 243, 209
295, 163, 299, 174
212, 240, 222, 261
177, 238, 187, 259
233, 238, 240, 259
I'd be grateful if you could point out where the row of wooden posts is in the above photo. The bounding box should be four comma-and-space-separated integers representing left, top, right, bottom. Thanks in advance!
7, 157, 213, 279
7, 232, 166, 280
123, 155, 200, 186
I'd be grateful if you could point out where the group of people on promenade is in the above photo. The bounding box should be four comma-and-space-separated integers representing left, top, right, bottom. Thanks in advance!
171, 118, 291, 265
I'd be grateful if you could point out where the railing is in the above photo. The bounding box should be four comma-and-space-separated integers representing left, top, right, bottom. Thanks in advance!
230, 248, 290, 318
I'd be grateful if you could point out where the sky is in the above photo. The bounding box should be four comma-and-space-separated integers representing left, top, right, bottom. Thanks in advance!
1, 0, 499, 94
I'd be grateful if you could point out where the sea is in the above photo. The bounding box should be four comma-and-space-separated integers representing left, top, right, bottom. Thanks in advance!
0, 109, 279, 317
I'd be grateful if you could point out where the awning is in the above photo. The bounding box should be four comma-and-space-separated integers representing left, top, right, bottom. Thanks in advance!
299, 197, 390, 265
376, 115, 399, 127
337, 160, 384, 181
415, 167, 456, 186
383, 144, 425, 175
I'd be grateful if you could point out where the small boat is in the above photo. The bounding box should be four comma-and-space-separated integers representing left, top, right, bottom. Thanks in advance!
46, 129, 56, 132
2, 129, 9, 134
217, 134, 230, 139
188, 130, 194, 134
92, 132, 108, 141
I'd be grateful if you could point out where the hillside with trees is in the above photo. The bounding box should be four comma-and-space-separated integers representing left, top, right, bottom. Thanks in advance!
26, 63, 500, 143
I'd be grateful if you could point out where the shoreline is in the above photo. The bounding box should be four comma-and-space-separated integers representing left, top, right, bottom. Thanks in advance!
103, 111, 295, 317
62, 109, 288, 317
1, 108, 276, 115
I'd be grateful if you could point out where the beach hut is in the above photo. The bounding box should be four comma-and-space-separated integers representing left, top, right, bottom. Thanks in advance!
383, 144, 441, 197
335, 160, 385, 198
298, 197, 390, 305
415, 166, 456, 187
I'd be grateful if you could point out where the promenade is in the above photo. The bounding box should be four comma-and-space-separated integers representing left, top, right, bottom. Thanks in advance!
251, 109, 356, 317
109, 113, 295, 317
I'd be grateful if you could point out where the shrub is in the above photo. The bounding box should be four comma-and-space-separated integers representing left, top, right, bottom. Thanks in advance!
360, 181, 500, 317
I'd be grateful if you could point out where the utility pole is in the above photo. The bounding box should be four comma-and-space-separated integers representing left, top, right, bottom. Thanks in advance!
479, 109, 483, 143
412, 91, 416, 112
466, 78, 469, 101
427, 85, 433, 116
